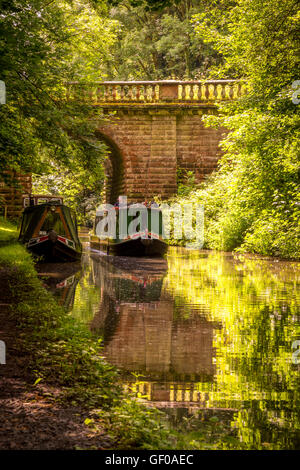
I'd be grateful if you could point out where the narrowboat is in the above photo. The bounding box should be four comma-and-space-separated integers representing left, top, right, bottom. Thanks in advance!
90, 203, 168, 257
18, 201, 82, 262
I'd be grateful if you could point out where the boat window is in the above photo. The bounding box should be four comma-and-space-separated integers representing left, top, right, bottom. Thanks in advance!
41, 210, 67, 236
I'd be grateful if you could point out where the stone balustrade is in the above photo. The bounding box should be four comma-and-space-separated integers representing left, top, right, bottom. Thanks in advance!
68, 80, 246, 105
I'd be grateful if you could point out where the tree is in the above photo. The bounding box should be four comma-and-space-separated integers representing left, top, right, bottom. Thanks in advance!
0, 0, 118, 194
180, 0, 300, 258
103, 0, 222, 79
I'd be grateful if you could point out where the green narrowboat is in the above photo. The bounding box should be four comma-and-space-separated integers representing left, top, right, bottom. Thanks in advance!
19, 201, 82, 262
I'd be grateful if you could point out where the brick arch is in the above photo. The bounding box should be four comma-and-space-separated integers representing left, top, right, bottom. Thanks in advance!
95, 131, 125, 204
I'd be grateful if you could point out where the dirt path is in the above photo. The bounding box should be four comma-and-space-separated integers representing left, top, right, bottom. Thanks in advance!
0, 268, 113, 450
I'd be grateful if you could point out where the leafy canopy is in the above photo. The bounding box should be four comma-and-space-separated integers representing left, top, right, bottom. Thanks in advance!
0, 0, 118, 185
175, 0, 300, 258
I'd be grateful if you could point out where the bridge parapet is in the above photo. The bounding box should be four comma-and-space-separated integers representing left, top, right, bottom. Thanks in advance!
68, 80, 246, 106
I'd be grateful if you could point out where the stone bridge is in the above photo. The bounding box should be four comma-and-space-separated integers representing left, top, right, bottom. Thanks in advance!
70, 80, 246, 203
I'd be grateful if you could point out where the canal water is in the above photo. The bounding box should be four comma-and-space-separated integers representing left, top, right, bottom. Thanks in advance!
44, 243, 300, 449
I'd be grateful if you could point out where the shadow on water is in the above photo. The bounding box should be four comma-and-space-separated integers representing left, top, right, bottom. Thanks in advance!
43, 243, 300, 449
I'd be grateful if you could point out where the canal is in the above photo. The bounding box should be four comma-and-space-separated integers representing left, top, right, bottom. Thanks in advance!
39, 243, 300, 449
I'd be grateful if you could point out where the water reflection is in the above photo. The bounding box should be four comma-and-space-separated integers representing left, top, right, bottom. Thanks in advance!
36, 261, 82, 311
57, 247, 300, 448
90, 255, 219, 385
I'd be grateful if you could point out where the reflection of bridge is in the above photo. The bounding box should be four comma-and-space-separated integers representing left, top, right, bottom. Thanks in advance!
125, 381, 211, 408
69, 80, 246, 202
89, 256, 221, 406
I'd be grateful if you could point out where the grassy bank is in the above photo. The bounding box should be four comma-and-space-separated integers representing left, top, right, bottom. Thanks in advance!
0, 217, 19, 244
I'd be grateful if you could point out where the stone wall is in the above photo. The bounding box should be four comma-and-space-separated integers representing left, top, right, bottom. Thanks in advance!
0, 173, 32, 218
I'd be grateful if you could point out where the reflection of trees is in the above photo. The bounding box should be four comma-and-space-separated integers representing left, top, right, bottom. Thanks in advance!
69, 248, 299, 448
164, 248, 300, 448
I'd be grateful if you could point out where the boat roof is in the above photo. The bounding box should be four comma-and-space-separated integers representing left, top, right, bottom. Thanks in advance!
19, 202, 81, 246
23, 201, 66, 213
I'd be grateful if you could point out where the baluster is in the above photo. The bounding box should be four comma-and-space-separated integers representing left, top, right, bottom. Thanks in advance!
208, 83, 214, 100
112, 85, 117, 100
213, 83, 218, 101
239, 82, 243, 98
181, 84, 185, 100
135, 84, 139, 100
224, 84, 230, 100
107, 85, 111, 101
191, 84, 195, 100
178, 84, 182, 100
193, 84, 199, 100
154, 84, 159, 101
185, 85, 191, 100
231, 82, 237, 99
146, 85, 151, 101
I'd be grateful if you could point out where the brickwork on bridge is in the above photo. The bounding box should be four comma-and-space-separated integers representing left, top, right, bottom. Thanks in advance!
97, 108, 226, 202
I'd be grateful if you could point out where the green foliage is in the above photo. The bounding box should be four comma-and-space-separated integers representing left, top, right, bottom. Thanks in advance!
0, 0, 118, 189
177, 168, 196, 197
0, 216, 19, 243
173, 0, 300, 259
104, 0, 222, 79
97, 399, 174, 449
32, 163, 105, 225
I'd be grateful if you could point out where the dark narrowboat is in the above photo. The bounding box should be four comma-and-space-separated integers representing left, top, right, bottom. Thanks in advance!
19, 201, 82, 262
